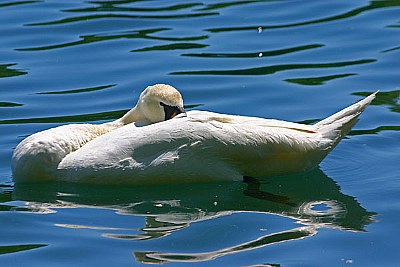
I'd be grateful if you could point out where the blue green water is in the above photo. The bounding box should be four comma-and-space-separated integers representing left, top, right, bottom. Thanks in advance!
0, 0, 399, 266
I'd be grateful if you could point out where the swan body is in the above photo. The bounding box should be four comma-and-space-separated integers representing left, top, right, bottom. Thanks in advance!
12, 87, 376, 184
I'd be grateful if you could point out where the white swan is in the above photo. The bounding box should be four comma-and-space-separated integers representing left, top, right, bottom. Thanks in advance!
12, 84, 185, 182
12, 85, 377, 184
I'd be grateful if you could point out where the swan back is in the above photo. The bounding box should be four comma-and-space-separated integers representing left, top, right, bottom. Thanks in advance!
57, 111, 331, 183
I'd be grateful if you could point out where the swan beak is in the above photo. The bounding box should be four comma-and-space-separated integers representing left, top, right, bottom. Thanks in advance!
178, 106, 187, 117
164, 105, 186, 120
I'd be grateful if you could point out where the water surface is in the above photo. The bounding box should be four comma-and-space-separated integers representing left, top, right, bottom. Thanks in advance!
0, 0, 399, 266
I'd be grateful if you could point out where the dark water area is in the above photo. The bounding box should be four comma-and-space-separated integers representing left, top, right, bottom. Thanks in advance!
0, 0, 399, 266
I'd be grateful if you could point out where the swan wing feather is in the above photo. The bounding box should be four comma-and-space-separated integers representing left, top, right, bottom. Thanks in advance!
58, 112, 329, 183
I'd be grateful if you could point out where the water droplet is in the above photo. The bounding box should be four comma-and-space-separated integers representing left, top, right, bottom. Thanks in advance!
341, 258, 354, 264
258, 52, 263, 57
257, 26, 263, 33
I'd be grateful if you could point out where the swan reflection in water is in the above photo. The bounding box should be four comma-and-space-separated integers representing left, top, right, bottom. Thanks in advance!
13, 169, 375, 265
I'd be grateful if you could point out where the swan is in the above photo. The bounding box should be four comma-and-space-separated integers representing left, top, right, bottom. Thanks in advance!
12, 84, 185, 182
12, 85, 377, 184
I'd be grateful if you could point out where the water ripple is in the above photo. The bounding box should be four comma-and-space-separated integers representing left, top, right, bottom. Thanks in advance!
0, 244, 47, 255
26, 12, 219, 27
353, 90, 400, 113
0, 0, 39, 9
207, 0, 400, 32
198, 0, 264, 11
349, 125, 400, 136
36, 84, 116, 95
182, 44, 324, 58
134, 227, 316, 264
65, 2, 203, 13
285, 73, 356, 86
0, 63, 27, 78
132, 42, 208, 53
171, 59, 376, 76
0, 109, 128, 125
382, 46, 400, 53
16, 28, 208, 51
0, 101, 23, 107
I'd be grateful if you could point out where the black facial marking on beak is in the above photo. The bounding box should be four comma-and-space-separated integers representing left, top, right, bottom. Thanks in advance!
160, 102, 186, 120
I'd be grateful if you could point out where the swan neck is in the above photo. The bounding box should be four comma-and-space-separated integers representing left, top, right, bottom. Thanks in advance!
101, 106, 146, 128
118, 105, 145, 125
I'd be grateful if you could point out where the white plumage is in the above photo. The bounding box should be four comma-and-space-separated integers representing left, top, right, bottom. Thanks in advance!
12, 84, 185, 182
12, 86, 377, 184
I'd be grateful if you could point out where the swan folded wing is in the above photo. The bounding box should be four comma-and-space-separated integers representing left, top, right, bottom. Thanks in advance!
58, 112, 332, 182
195, 115, 333, 176
58, 119, 232, 182
186, 110, 317, 133
185, 110, 327, 153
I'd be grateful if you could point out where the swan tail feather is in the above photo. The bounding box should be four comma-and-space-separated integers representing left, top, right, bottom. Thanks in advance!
315, 91, 377, 145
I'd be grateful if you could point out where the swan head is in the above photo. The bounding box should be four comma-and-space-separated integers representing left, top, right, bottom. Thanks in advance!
136, 84, 185, 123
